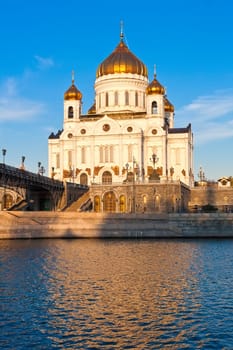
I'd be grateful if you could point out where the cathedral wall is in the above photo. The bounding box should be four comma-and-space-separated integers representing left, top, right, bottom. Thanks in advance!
89, 182, 189, 213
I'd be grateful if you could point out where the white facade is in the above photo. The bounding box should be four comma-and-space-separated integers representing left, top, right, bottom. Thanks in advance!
48, 34, 193, 187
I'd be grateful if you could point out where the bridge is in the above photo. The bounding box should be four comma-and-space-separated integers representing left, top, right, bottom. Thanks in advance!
0, 163, 88, 211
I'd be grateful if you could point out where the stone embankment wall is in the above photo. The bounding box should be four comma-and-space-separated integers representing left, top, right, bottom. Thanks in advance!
0, 212, 233, 239
190, 186, 233, 212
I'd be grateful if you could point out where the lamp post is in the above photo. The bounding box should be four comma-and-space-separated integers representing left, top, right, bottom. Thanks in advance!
38, 162, 41, 174
2, 149, 6, 164
170, 166, 174, 181
20, 156, 25, 170
2, 149, 7, 210
125, 162, 129, 182
38, 162, 45, 176
198, 166, 206, 182
51, 167, 55, 179
149, 153, 159, 180
150, 153, 159, 169
132, 157, 137, 213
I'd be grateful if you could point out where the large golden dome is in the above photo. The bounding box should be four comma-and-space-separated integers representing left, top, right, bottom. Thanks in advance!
146, 74, 165, 95
96, 35, 148, 78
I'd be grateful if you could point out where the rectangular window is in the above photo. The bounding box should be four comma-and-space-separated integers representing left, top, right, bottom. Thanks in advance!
68, 150, 72, 166
128, 145, 133, 162
56, 153, 60, 168
99, 146, 103, 163
81, 147, 86, 164
114, 91, 118, 105
105, 146, 109, 162
125, 91, 129, 106
110, 145, 114, 162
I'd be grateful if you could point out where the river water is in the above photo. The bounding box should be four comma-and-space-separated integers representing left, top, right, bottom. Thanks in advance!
1, 238, 233, 349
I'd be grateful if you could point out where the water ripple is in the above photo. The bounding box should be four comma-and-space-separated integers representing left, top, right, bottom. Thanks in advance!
1, 239, 233, 349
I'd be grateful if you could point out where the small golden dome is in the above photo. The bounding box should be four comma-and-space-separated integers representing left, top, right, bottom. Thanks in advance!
96, 35, 148, 78
146, 74, 165, 95
64, 83, 82, 101
64, 72, 82, 101
164, 96, 174, 112
88, 102, 96, 114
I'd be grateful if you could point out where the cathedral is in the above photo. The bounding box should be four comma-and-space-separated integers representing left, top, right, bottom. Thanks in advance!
48, 30, 193, 213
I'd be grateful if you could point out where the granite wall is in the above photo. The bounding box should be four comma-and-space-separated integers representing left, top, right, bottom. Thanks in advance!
0, 212, 233, 239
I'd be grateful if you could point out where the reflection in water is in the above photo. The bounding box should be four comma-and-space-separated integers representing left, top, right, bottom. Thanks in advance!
1, 239, 233, 349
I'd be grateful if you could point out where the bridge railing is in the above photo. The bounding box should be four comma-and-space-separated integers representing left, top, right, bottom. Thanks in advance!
0, 163, 64, 189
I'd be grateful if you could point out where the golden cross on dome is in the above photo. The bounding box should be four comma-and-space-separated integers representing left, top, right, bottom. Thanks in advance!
72, 70, 75, 85
154, 64, 156, 78
120, 20, 124, 40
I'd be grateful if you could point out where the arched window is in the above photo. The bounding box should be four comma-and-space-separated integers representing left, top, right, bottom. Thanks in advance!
68, 106, 74, 118
143, 195, 147, 212
114, 91, 118, 105
102, 171, 112, 184
94, 196, 101, 212
4, 194, 13, 209
103, 191, 116, 213
135, 92, 138, 107
125, 91, 129, 106
105, 92, 109, 107
80, 173, 88, 186
152, 101, 157, 114
119, 195, 126, 213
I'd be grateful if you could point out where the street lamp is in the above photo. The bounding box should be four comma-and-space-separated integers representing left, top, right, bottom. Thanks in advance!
124, 163, 129, 182
20, 156, 25, 170
170, 166, 174, 181
51, 167, 55, 179
149, 153, 160, 181
38, 162, 41, 174
2, 149, 7, 210
132, 158, 137, 213
2, 149, 6, 165
38, 162, 45, 176
150, 153, 159, 169
198, 166, 206, 182
126, 159, 137, 212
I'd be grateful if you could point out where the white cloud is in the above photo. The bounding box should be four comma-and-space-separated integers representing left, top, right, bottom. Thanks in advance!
0, 97, 44, 121
176, 89, 233, 144
5, 77, 18, 96
34, 55, 54, 70
0, 78, 44, 122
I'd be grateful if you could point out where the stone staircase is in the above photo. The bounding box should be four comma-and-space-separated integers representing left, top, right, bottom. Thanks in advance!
64, 190, 92, 212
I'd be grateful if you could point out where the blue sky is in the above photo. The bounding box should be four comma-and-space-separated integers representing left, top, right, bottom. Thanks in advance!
0, 0, 233, 181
